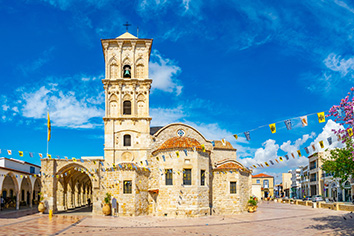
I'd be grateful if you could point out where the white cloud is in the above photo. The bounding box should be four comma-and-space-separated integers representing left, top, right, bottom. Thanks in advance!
150, 106, 185, 126
324, 53, 354, 77
18, 47, 55, 75
149, 50, 182, 95
2, 105, 9, 111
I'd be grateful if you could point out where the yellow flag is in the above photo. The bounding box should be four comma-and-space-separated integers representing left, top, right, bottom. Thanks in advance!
202, 144, 206, 152
265, 162, 269, 167
347, 128, 353, 137
279, 156, 283, 161
72, 157, 77, 162
269, 123, 276, 133
319, 140, 324, 148
47, 112, 51, 142
297, 150, 302, 157
233, 134, 238, 140
20, 175, 23, 178
48, 154, 52, 159
19, 151, 23, 157
317, 112, 325, 123
176, 151, 180, 158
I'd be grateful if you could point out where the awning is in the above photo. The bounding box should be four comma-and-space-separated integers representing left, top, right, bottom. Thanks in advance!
148, 189, 159, 194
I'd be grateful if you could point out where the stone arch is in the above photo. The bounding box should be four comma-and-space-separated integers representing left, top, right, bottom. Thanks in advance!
123, 93, 131, 100
19, 177, 32, 207
32, 178, 41, 205
109, 94, 118, 117
136, 58, 144, 78
1, 173, 19, 209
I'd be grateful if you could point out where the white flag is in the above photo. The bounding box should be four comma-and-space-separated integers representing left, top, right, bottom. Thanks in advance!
300, 116, 308, 127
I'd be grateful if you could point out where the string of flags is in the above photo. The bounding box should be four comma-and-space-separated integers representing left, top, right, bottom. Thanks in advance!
233, 111, 326, 142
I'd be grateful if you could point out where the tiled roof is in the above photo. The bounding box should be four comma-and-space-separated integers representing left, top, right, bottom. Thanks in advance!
213, 140, 236, 150
252, 173, 274, 178
215, 162, 243, 170
156, 137, 202, 151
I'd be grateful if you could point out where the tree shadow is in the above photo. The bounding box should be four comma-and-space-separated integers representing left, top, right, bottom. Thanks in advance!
306, 212, 354, 235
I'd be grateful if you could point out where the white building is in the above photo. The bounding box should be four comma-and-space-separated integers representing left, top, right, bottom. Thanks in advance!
291, 168, 302, 199
0, 157, 41, 210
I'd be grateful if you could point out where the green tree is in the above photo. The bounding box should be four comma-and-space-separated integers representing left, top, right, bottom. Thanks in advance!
321, 138, 354, 186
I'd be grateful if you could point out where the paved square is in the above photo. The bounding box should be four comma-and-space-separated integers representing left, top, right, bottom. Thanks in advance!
0, 202, 353, 236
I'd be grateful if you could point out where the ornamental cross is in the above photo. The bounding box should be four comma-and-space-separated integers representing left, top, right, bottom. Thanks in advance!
123, 21, 131, 32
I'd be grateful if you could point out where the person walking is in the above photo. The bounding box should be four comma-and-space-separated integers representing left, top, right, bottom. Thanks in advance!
1, 197, 4, 211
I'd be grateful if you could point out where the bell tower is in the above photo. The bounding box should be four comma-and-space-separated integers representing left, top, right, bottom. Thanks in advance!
101, 32, 153, 164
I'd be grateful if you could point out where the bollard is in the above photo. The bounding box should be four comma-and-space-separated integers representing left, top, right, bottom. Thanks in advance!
312, 202, 317, 208
49, 209, 53, 219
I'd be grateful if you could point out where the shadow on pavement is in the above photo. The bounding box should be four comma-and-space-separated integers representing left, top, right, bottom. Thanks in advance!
306, 212, 354, 235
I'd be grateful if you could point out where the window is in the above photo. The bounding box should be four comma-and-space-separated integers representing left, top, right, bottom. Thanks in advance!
30, 166, 35, 174
21, 190, 25, 201
263, 180, 269, 188
123, 180, 132, 194
201, 170, 205, 186
124, 134, 131, 146
123, 101, 131, 115
183, 169, 192, 185
165, 169, 173, 185
256, 179, 260, 184
230, 182, 237, 194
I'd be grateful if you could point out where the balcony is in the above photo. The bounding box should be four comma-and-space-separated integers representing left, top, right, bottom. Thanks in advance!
309, 166, 317, 170
310, 178, 317, 182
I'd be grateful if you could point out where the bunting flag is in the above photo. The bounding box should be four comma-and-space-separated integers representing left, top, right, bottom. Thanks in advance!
0, 149, 1, 154
311, 144, 316, 151
156, 156, 159, 161
269, 123, 276, 134
29, 152, 33, 158
347, 128, 353, 137
317, 112, 326, 123
176, 151, 180, 157
211, 141, 215, 147
300, 116, 308, 127
202, 144, 206, 152
221, 139, 226, 145
72, 157, 77, 162
265, 162, 269, 167
327, 137, 333, 145
319, 140, 324, 149
260, 164, 264, 168
183, 149, 188, 156
233, 134, 238, 140
39, 153, 43, 158
291, 153, 295, 159
279, 156, 283, 161
304, 147, 309, 154
275, 159, 279, 163
65, 156, 68, 161
19, 151, 23, 157
284, 155, 289, 160
145, 160, 149, 165
284, 119, 292, 130
47, 111, 51, 142
48, 154, 52, 159
269, 160, 274, 165
7, 150, 12, 155
297, 150, 301, 157
253, 165, 257, 168
162, 155, 166, 161
244, 131, 250, 141
118, 164, 123, 168
100, 161, 104, 166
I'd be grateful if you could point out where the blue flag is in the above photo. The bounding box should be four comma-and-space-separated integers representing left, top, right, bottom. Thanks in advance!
285, 155, 289, 160
284, 119, 292, 130
244, 131, 251, 141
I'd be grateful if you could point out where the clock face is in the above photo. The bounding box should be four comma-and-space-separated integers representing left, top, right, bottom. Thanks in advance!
177, 129, 185, 137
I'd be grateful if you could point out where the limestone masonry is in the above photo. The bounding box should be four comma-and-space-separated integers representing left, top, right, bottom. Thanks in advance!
41, 32, 252, 217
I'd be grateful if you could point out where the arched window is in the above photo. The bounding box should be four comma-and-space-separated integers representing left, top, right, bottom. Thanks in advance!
123, 65, 131, 78
263, 180, 269, 188
123, 101, 131, 115
124, 134, 131, 146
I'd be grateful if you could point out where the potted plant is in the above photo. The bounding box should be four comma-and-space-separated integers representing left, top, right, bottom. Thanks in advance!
102, 193, 111, 216
38, 192, 46, 213
248, 196, 258, 213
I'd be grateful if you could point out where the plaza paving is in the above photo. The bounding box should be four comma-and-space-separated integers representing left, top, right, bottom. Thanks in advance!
0, 201, 353, 236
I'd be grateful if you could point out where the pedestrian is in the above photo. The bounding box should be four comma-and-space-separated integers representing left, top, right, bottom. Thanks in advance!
1, 197, 4, 211
87, 198, 91, 206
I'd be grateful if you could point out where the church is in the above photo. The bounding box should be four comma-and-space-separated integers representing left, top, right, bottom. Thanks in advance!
40, 31, 252, 217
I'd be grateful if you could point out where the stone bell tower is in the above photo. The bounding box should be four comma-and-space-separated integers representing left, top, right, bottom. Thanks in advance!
101, 32, 153, 164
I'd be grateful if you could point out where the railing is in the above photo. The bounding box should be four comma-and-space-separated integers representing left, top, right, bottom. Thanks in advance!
310, 166, 317, 170
310, 178, 317, 182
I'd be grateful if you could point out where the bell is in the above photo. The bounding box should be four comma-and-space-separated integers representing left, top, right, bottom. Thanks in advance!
124, 69, 131, 76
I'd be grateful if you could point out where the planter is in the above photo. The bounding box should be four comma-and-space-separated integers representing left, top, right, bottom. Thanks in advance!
102, 203, 111, 216
38, 202, 46, 213
248, 205, 257, 213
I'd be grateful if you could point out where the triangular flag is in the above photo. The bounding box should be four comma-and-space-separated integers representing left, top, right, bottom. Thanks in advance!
297, 150, 301, 157
317, 112, 325, 123
319, 140, 324, 148
19, 151, 23, 157
7, 150, 12, 155
327, 137, 333, 145
347, 128, 353, 137
300, 116, 308, 127
269, 123, 276, 134
304, 147, 309, 154
244, 131, 250, 141
284, 119, 292, 130
233, 134, 238, 140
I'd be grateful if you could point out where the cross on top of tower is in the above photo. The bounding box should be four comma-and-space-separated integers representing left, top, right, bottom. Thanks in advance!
123, 21, 131, 32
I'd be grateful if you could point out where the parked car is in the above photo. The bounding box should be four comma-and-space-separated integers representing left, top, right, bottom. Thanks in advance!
302, 196, 311, 201
311, 195, 323, 202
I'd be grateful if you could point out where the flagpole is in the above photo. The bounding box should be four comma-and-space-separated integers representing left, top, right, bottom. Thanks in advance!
47, 109, 49, 158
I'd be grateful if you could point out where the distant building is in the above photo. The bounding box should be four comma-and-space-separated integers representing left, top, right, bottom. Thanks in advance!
0, 157, 41, 210
290, 168, 301, 199
282, 172, 292, 197
252, 173, 274, 199
300, 165, 309, 197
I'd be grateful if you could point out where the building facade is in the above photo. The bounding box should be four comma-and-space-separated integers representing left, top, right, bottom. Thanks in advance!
290, 168, 301, 199
300, 165, 309, 198
282, 172, 292, 197
252, 173, 274, 199
40, 31, 253, 217
0, 157, 41, 210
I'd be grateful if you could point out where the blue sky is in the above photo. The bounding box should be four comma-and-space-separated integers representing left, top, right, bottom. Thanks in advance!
1, 0, 354, 183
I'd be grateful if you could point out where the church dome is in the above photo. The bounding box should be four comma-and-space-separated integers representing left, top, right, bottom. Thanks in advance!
155, 137, 202, 152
